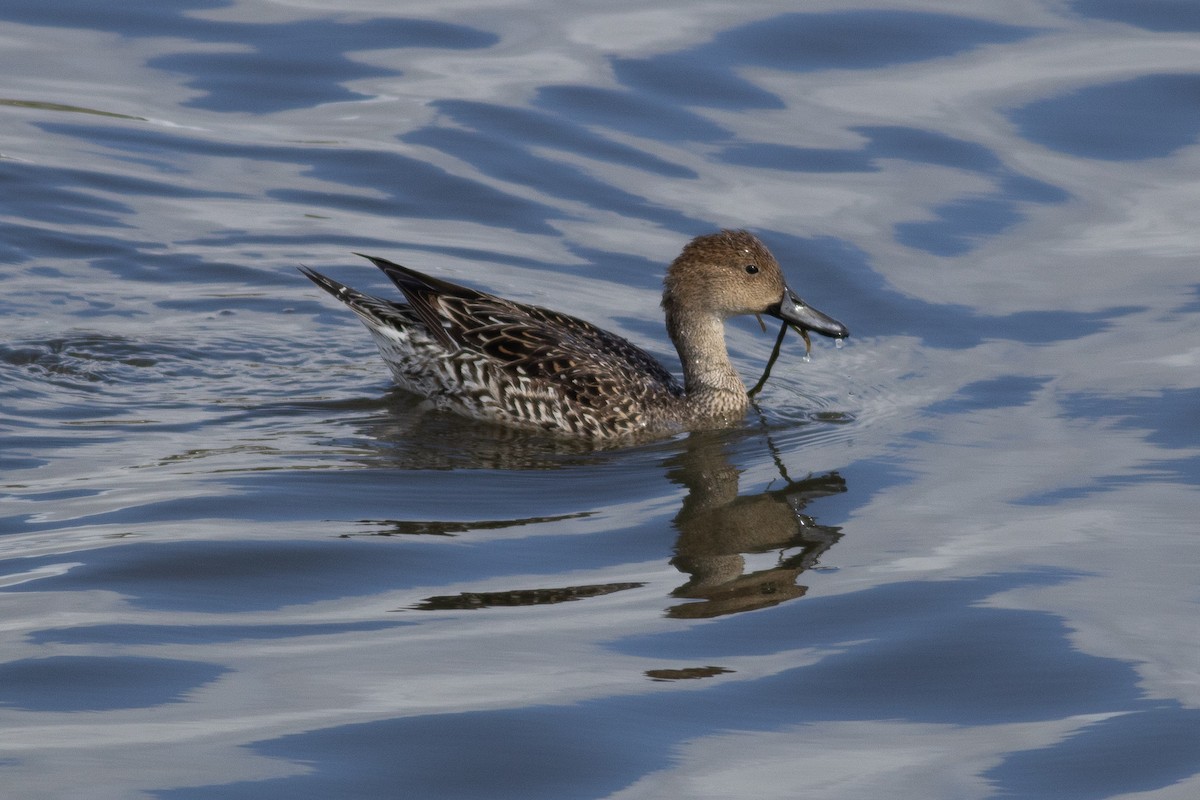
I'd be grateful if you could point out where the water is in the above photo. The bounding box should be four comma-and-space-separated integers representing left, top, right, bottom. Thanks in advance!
2, 1, 1198, 798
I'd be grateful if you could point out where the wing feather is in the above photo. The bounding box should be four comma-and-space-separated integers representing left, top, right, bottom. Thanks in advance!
327, 255, 684, 430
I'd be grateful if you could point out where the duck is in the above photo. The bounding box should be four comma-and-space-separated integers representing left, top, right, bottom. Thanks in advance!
300, 229, 848, 439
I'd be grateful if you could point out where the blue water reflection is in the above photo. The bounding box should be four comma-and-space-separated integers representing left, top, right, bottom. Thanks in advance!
431, 100, 697, 178
0, 0, 225, 35
1018, 387, 1200, 503
1011, 74, 1200, 161
163, 705, 668, 800
5, 520, 676, 611
543, 11, 1033, 143
0, 0, 496, 113
1072, 0, 1200, 31
766, 233, 1138, 347
536, 85, 731, 142
1066, 387, 1200, 450
0, 655, 225, 712
154, 18, 496, 113
618, 11, 1034, 112
33, 120, 563, 236
926, 375, 1051, 414
29, 621, 408, 646
402, 124, 703, 232
988, 706, 1200, 799
723, 126, 1071, 255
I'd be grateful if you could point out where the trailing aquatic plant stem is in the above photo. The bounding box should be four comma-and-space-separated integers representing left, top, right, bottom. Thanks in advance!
748, 320, 788, 398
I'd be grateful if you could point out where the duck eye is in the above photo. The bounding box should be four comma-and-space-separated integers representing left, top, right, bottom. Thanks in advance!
745, 264, 759, 275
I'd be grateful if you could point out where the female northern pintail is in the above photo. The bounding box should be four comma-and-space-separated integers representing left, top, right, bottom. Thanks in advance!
301, 230, 848, 439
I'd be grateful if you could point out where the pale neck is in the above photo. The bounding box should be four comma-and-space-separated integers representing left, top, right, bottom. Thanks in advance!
665, 307, 749, 417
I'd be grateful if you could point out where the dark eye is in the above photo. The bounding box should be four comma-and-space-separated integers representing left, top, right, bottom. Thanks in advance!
745, 264, 759, 275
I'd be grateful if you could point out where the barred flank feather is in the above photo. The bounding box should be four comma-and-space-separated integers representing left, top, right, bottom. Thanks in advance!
301, 260, 684, 437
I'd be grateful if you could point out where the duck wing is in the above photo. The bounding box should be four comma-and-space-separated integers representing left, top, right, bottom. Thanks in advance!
359, 255, 682, 409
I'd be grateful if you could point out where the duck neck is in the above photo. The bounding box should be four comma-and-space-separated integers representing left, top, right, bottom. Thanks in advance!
665, 307, 748, 417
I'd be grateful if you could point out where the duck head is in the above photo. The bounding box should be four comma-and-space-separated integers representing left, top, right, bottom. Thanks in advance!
662, 229, 849, 340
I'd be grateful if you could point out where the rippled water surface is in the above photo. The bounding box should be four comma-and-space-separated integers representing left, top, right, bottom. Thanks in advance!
3, 2, 1199, 798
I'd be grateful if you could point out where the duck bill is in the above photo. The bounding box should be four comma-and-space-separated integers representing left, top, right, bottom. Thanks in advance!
770, 287, 849, 339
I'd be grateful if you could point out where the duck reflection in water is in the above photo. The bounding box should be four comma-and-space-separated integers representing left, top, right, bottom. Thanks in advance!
665, 430, 844, 619
399, 425, 845, 619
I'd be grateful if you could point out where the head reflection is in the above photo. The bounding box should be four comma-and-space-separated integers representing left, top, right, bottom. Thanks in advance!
665, 431, 845, 619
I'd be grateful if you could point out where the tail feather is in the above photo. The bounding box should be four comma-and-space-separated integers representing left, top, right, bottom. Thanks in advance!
298, 266, 411, 329
350, 254, 471, 350
352, 253, 472, 299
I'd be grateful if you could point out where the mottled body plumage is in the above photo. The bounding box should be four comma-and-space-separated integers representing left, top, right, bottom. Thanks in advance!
301, 230, 848, 439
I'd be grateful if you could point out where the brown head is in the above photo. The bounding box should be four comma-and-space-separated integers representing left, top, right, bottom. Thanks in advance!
662, 229, 849, 339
